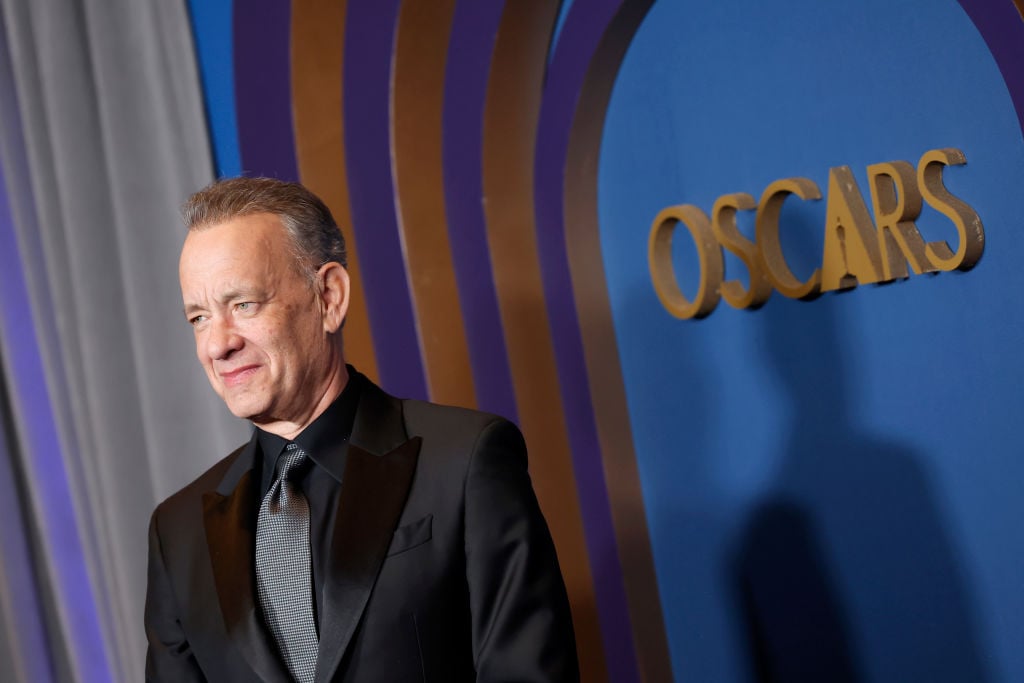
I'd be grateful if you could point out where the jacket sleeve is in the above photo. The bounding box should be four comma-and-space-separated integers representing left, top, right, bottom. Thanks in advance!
464, 418, 581, 682
144, 508, 207, 682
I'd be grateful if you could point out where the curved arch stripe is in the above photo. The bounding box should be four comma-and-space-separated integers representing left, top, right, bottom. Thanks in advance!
562, 2, 676, 681
956, 0, 1024, 137
233, 0, 299, 179
343, 0, 427, 399
536, 1, 671, 682
391, 0, 476, 408
482, 4, 606, 681
290, 0, 380, 382
441, 1, 517, 420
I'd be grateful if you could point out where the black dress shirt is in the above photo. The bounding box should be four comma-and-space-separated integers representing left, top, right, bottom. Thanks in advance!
255, 370, 363, 631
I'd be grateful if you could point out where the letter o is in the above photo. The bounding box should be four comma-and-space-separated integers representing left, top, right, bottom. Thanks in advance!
648, 204, 723, 319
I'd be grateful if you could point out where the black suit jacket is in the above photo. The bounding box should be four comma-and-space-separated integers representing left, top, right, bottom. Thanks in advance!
145, 373, 579, 682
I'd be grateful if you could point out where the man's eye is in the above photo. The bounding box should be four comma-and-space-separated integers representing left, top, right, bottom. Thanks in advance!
189, 315, 207, 326
237, 302, 253, 312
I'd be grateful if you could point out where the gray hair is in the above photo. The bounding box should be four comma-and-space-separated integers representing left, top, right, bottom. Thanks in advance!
182, 177, 347, 283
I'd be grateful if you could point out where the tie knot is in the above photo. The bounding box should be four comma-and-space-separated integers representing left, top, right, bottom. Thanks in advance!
277, 443, 308, 481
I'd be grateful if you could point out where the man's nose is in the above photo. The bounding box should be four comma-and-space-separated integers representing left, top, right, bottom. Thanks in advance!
205, 317, 243, 360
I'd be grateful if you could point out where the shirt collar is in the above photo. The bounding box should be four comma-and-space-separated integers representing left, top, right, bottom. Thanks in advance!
256, 369, 363, 495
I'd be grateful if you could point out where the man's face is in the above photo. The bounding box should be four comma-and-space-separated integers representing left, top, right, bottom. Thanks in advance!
179, 213, 342, 428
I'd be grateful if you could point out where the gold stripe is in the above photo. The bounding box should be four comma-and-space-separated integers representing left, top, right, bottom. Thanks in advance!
291, 0, 379, 381
482, 4, 607, 681
391, 0, 477, 407
563, 2, 674, 681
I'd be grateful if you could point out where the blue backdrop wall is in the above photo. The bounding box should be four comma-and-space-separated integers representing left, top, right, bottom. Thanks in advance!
600, 0, 1024, 680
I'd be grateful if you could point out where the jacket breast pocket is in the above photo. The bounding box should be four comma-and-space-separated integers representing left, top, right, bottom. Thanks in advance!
386, 514, 432, 557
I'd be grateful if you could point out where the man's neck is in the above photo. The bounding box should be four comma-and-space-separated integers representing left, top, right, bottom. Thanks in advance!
254, 362, 350, 441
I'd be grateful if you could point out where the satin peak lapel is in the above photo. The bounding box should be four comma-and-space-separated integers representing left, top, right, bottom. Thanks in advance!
315, 436, 422, 683
202, 441, 291, 683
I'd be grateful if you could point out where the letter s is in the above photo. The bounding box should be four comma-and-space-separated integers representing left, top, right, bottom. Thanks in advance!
918, 148, 985, 271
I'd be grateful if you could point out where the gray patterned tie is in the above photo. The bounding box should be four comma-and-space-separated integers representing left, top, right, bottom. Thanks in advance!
256, 443, 318, 683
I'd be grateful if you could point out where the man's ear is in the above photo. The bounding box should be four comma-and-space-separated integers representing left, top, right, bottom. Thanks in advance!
317, 262, 350, 334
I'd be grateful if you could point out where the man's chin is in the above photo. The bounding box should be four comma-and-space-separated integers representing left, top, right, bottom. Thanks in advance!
223, 396, 271, 422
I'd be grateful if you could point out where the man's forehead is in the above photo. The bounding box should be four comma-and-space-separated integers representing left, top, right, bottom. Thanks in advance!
182, 215, 287, 261
185, 212, 286, 244
180, 217, 295, 295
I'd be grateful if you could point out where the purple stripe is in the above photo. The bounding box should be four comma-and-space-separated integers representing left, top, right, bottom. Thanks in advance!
0, 181, 57, 683
440, 1, 518, 420
343, 0, 428, 399
956, 0, 1024, 137
0, 18, 111, 681
534, 2, 641, 682
233, 0, 299, 180
0, 118, 111, 683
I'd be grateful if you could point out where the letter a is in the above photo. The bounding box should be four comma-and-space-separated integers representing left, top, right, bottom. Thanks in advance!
820, 166, 885, 292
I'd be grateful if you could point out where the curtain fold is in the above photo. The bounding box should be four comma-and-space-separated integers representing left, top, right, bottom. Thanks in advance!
0, 1, 246, 680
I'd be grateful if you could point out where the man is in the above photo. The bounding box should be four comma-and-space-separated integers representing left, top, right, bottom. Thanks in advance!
145, 177, 579, 682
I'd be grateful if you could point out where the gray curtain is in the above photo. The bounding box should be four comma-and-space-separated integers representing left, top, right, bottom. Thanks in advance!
0, 1, 247, 680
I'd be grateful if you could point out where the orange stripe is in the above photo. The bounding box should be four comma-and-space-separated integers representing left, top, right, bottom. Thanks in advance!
482, 5, 607, 681
291, 0, 379, 382
563, 2, 674, 681
391, 0, 477, 408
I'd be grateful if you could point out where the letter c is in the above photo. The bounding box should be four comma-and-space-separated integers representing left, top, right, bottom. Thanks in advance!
756, 177, 823, 300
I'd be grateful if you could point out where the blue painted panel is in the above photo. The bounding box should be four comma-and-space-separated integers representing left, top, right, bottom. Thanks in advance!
187, 0, 241, 178
599, 1, 1024, 681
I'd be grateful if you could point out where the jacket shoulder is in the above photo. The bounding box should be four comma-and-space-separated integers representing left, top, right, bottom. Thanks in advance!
401, 399, 517, 442
153, 442, 249, 517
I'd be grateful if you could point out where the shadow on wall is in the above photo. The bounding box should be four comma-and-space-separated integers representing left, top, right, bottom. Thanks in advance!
732, 242, 990, 682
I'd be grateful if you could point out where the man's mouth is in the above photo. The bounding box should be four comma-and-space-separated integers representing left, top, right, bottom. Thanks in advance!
220, 365, 260, 386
